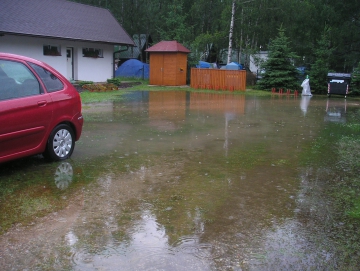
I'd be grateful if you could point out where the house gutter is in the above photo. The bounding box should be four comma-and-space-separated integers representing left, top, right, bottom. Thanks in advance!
113, 45, 130, 78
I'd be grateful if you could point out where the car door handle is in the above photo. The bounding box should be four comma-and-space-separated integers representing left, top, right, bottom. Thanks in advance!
37, 101, 47, 107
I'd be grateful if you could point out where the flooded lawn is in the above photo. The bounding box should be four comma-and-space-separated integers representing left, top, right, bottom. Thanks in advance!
1, 91, 360, 270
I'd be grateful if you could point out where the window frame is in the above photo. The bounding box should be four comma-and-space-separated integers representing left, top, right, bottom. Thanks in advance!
28, 62, 64, 93
0, 59, 42, 100
82, 47, 103, 58
43, 44, 62, 56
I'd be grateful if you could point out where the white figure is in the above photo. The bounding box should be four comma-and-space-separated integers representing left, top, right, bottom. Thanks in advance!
301, 75, 312, 96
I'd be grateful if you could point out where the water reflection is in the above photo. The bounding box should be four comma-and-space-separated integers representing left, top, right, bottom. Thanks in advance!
148, 91, 187, 132
70, 210, 213, 270
300, 95, 311, 116
1, 92, 360, 270
324, 99, 347, 123
54, 162, 74, 190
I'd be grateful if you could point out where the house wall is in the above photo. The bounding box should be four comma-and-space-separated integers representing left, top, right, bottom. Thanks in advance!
0, 35, 114, 82
176, 53, 188, 86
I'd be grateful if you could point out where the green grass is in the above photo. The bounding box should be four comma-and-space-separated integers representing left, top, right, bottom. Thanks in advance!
79, 78, 275, 104
80, 90, 126, 103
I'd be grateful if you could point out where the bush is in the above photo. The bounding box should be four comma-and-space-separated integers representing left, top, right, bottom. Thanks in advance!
107, 78, 122, 85
78, 81, 94, 87
82, 83, 118, 92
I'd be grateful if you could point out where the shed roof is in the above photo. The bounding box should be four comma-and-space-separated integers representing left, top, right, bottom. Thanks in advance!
145, 41, 190, 53
0, 0, 135, 45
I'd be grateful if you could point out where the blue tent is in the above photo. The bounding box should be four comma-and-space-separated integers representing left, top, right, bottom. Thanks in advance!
225, 62, 243, 70
115, 59, 149, 79
196, 61, 211, 68
196, 61, 220, 69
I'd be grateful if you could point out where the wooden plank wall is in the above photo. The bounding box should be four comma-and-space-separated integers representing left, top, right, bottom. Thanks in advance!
190, 68, 246, 91
149, 53, 188, 86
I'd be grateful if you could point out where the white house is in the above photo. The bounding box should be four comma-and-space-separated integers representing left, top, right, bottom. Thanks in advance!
0, 0, 134, 82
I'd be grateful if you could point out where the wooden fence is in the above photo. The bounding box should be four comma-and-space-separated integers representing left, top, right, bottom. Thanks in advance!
190, 68, 246, 91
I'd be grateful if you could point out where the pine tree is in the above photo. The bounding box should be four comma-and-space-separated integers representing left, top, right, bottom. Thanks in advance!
351, 62, 360, 95
257, 27, 299, 91
309, 27, 333, 94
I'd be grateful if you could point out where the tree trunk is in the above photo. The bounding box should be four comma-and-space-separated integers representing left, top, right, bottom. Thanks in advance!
138, 34, 143, 62
238, 7, 244, 63
227, 0, 236, 64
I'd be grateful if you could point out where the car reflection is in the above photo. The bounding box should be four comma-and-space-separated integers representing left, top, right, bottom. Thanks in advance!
324, 99, 347, 123
54, 162, 73, 189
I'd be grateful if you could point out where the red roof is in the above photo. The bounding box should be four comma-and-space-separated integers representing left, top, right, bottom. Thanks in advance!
145, 41, 191, 53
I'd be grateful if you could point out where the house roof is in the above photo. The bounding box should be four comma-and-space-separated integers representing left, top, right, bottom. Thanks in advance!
145, 41, 191, 53
0, 0, 135, 46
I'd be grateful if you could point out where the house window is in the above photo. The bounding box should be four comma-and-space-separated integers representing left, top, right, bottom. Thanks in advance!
43, 45, 61, 56
82, 48, 103, 58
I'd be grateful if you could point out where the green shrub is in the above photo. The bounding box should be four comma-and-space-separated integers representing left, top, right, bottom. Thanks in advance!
107, 78, 122, 85
78, 81, 94, 87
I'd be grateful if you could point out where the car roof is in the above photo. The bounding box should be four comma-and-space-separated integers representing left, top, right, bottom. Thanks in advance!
0, 52, 66, 81
0, 52, 45, 66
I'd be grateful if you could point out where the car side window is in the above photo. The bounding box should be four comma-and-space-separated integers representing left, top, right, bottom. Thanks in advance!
28, 63, 64, 92
0, 60, 41, 101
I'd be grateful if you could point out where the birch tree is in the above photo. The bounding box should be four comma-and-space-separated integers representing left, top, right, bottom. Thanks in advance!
227, 0, 236, 64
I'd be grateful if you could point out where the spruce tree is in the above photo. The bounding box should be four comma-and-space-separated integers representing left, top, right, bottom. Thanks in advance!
257, 27, 299, 91
309, 27, 333, 94
350, 62, 360, 95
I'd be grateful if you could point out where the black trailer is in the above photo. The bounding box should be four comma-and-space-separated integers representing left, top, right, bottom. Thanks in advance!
327, 72, 351, 98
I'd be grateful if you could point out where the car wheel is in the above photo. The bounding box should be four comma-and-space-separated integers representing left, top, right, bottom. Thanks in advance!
44, 124, 75, 161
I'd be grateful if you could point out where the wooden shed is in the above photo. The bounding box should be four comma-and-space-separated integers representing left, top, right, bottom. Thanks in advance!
145, 41, 190, 86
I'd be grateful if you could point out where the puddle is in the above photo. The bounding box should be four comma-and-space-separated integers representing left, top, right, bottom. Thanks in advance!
0, 92, 359, 270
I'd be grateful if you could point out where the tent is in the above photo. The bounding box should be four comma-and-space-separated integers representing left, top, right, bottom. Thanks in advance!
196, 61, 219, 69
196, 61, 211, 68
115, 59, 149, 79
225, 62, 243, 70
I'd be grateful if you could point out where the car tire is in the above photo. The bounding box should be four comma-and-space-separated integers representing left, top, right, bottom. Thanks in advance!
44, 124, 75, 161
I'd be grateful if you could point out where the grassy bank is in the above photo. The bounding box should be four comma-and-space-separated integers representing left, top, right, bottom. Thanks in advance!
78, 78, 271, 104
299, 108, 360, 268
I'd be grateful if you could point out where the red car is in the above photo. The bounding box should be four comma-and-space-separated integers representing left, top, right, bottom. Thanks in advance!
0, 53, 83, 163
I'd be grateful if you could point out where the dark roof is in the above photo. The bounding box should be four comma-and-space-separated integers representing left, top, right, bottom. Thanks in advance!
0, 0, 135, 45
145, 41, 191, 53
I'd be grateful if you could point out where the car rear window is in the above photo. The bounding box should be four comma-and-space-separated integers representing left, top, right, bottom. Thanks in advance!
28, 63, 64, 92
0, 60, 41, 101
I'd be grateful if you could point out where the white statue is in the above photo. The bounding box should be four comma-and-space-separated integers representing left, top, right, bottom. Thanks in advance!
301, 75, 312, 96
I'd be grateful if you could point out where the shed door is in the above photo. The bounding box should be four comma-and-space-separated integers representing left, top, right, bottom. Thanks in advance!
163, 54, 176, 86
149, 54, 164, 85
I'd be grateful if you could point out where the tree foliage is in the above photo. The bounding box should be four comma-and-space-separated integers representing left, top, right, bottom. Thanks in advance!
70, 0, 360, 90
351, 62, 360, 95
257, 27, 299, 90
309, 26, 334, 94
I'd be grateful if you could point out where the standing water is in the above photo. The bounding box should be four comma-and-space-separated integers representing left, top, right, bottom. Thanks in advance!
0, 91, 359, 270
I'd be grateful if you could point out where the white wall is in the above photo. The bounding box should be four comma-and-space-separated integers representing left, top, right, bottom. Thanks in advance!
0, 35, 115, 82
249, 51, 268, 73
75, 44, 114, 82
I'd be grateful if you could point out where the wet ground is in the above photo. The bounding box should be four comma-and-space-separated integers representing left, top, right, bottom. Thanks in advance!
0, 91, 359, 270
